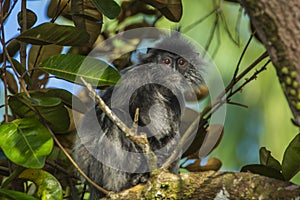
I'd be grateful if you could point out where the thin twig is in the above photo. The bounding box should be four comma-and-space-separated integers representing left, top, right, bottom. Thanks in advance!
227, 101, 248, 108
211, 22, 221, 58
34, 108, 109, 195
207, 51, 268, 117
20, 0, 27, 69
1, 166, 24, 188
219, 10, 239, 45
163, 52, 269, 168
234, 6, 243, 46
203, 12, 219, 58
1, 3, 9, 122
230, 60, 270, 96
80, 77, 158, 171
80, 77, 144, 140
162, 114, 202, 169
224, 51, 268, 99
80, 77, 132, 136
181, 7, 219, 33
51, 0, 71, 23
232, 32, 255, 82
131, 108, 139, 134
31, 0, 71, 75
3, 47, 30, 97
2, 0, 18, 22
46, 160, 78, 179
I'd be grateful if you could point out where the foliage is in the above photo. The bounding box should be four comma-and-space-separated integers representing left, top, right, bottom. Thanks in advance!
0, 0, 299, 199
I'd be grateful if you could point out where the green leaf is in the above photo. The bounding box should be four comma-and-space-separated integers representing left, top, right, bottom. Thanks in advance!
282, 133, 300, 180
142, 0, 182, 22
259, 147, 282, 172
16, 22, 90, 46
23, 96, 62, 107
28, 45, 63, 70
0, 189, 38, 200
72, 13, 103, 23
71, 0, 103, 48
241, 164, 285, 180
47, 0, 71, 20
0, 40, 20, 64
9, 92, 70, 133
91, 0, 120, 19
17, 9, 37, 29
19, 169, 63, 200
28, 44, 63, 89
45, 88, 89, 113
0, 118, 53, 168
11, 58, 32, 87
0, 70, 18, 94
39, 54, 120, 87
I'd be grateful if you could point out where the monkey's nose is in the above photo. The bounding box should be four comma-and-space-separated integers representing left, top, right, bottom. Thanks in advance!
172, 63, 177, 71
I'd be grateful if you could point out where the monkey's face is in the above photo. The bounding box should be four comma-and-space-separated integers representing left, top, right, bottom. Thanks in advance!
141, 49, 195, 77
136, 35, 206, 101
155, 51, 190, 75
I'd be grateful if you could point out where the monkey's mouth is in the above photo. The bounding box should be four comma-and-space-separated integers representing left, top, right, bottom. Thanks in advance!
184, 85, 208, 102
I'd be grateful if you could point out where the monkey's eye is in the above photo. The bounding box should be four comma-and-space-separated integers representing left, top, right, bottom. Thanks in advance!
177, 58, 187, 66
162, 57, 171, 65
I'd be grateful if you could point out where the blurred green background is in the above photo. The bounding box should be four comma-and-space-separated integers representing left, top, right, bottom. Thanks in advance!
168, 1, 300, 183
1, 0, 299, 183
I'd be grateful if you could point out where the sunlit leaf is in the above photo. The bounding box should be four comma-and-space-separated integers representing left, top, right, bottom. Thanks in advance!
142, 0, 182, 22
282, 134, 300, 180
16, 22, 90, 46
259, 147, 282, 172
9, 92, 70, 133
90, 0, 120, 19
0, 118, 53, 168
18, 9, 37, 29
0, 189, 38, 200
19, 169, 63, 200
241, 164, 284, 180
39, 54, 120, 87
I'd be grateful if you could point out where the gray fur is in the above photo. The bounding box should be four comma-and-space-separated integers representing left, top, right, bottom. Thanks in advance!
73, 34, 204, 199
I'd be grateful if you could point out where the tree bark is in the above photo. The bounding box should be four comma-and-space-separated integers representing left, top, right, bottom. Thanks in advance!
102, 171, 300, 199
240, 0, 300, 125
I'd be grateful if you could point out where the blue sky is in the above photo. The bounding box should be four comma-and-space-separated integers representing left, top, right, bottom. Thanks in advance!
5, 1, 49, 41
1, 1, 76, 120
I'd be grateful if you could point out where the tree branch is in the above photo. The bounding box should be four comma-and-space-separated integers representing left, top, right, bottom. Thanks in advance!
101, 171, 300, 200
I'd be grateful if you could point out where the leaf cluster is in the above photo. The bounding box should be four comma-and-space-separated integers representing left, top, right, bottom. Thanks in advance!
0, 0, 185, 199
